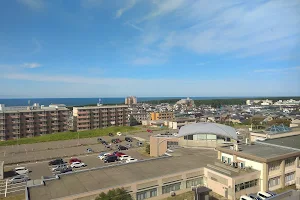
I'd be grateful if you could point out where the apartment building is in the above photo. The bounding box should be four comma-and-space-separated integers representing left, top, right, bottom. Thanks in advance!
73, 105, 129, 131
0, 104, 69, 141
125, 96, 137, 105
150, 112, 174, 120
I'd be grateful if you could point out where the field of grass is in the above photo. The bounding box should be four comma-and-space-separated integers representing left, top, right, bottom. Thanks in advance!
0, 194, 24, 200
0, 126, 141, 146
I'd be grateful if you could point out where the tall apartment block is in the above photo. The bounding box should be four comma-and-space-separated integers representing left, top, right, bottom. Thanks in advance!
125, 96, 137, 105
73, 105, 129, 131
0, 103, 70, 141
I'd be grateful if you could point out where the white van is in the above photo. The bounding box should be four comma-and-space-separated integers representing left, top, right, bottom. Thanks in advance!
257, 191, 272, 199
14, 167, 29, 175
240, 195, 254, 200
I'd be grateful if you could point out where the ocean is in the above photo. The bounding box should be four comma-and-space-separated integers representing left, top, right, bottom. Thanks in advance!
0, 97, 239, 107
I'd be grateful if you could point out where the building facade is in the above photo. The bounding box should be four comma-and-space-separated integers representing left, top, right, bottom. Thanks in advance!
150, 112, 174, 121
125, 96, 137, 105
130, 112, 150, 123
0, 104, 69, 141
73, 105, 129, 131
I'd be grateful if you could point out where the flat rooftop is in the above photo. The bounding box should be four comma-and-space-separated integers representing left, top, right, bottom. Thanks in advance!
29, 149, 217, 200
261, 135, 300, 149
218, 143, 300, 162
74, 105, 128, 109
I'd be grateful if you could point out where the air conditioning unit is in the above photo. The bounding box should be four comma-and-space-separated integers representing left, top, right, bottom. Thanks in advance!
170, 191, 176, 196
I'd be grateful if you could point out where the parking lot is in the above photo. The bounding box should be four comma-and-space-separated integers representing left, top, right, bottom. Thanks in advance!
0, 129, 170, 165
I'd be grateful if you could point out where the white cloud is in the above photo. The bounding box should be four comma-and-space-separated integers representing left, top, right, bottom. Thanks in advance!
254, 66, 300, 73
116, 0, 137, 18
18, 0, 45, 11
22, 63, 41, 69
125, 22, 143, 32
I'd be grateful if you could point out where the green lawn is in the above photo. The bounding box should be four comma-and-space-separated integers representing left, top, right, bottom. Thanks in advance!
0, 126, 141, 146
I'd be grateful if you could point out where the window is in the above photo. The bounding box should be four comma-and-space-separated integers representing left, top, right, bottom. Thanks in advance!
268, 176, 280, 187
269, 161, 280, 171
285, 172, 295, 182
184, 135, 193, 140
162, 183, 181, 194
235, 179, 258, 192
186, 177, 203, 188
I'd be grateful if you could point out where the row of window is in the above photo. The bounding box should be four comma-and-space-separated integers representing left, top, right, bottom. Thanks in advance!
269, 157, 296, 172
235, 179, 259, 192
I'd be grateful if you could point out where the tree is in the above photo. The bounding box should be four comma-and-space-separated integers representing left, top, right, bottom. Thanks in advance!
95, 188, 133, 200
129, 115, 139, 126
145, 144, 150, 154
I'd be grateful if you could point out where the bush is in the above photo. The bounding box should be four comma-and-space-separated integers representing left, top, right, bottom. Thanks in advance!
145, 144, 150, 154
95, 188, 133, 200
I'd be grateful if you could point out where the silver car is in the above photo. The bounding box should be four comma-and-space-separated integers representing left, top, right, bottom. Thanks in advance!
9, 175, 30, 184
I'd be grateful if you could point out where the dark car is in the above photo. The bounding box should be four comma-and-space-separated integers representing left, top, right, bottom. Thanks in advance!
108, 133, 113, 136
59, 167, 72, 174
97, 138, 102, 142
111, 138, 121, 144
118, 145, 128, 151
104, 155, 118, 163
137, 141, 143, 146
125, 137, 132, 142
48, 158, 64, 166
101, 140, 108, 145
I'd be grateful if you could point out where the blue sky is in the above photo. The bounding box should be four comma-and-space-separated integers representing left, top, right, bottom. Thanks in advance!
0, 0, 299, 98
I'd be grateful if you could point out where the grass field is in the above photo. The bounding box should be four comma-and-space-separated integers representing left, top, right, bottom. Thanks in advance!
0, 194, 24, 200
0, 126, 141, 146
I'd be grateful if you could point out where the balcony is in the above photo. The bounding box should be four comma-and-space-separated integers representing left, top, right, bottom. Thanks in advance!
12, 120, 20, 123
38, 113, 47, 117
78, 119, 90, 123
78, 111, 89, 115
40, 128, 47, 132
77, 124, 90, 128
12, 131, 21, 135
52, 117, 58, 120
12, 126, 20, 129
101, 114, 108, 117
0, 121, 5, 125
26, 120, 34, 123
0, 132, 6, 136
52, 127, 59, 130
11, 115, 20, 118
39, 118, 47, 121
0, 115, 5, 119
0, 126, 5, 130
52, 123, 59, 126
24, 114, 34, 117
26, 125, 34, 128
92, 110, 99, 113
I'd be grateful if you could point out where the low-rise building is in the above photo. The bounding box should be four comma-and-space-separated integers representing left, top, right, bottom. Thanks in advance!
168, 118, 197, 129
0, 103, 69, 141
150, 112, 174, 120
130, 112, 149, 123
73, 104, 129, 131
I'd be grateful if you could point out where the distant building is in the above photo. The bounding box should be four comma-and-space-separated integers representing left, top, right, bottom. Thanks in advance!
176, 97, 194, 106
73, 105, 129, 132
150, 112, 174, 120
130, 112, 149, 123
125, 96, 137, 105
0, 103, 69, 141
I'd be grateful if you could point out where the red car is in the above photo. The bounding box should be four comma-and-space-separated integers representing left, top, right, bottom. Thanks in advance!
147, 129, 153, 133
69, 158, 81, 164
114, 152, 126, 157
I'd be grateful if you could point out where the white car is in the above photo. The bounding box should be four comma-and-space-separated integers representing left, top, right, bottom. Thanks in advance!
14, 167, 29, 175
117, 132, 122, 136
239, 196, 253, 200
99, 153, 111, 160
9, 175, 30, 184
119, 155, 131, 161
51, 164, 67, 172
257, 191, 272, 199
70, 162, 86, 168
125, 158, 138, 163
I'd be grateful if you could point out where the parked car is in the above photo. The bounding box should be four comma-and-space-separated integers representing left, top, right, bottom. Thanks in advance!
69, 158, 81, 164
248, 194, 263, 200
125, 158, 138, 163
105, 145, 111, 149
104, 155, 118, 163
111, 138, 121, 144
14, 167, 29, 175
86, 148, 93, 153
117, 132, 122, 136
125, 137, 132, 142
137, 141, 143, 147
108, 133, 113, 136
98, 153, 111, 160
266, 191, 276, 197
101, 140, 108, 145
9, 175, 30, 184
239, 196, 253, 200
113, 152, 126, 157
51, 164, 68, 172
48, 158, 64, 166
70, 162, 86, 168
147, 129, 153, 133
118, 145, 128, 151
119, 155, 131, 160
126, 144, 133, 148
97, 138, 102, 142
59, 167, 72, 174
257, 191, 272, 200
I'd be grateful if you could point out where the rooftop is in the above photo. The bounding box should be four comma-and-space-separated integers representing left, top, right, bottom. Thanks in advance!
29, 149, 217, 200
261, 135, 300, 150
218, 143, 300, 162
74, 105, 128, 109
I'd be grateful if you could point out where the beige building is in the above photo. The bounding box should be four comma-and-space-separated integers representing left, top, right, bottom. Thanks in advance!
125, 96, 137, 105
168, 118, 197, 129
73, 105, 129, 131
0, 103, 69, 141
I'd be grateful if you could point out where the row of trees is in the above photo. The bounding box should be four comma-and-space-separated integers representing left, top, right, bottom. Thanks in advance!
95, 188, 133, 200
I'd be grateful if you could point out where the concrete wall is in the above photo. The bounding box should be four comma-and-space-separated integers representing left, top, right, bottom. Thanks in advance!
178, 138, 224, 148
149, 136, 179, 157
